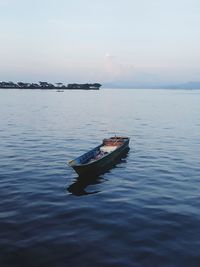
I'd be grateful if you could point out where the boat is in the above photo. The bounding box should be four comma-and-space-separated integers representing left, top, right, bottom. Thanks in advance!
68, 136, 130, 176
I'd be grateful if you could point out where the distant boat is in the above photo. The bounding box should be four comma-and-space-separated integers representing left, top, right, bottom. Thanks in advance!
68, 136, 130, 176
56, 89, 64, 92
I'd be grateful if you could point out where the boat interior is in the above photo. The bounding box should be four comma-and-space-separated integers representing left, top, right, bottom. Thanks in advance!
70, 137, 128, 165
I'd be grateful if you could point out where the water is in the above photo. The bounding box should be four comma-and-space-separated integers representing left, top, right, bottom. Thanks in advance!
0, 89, 199, 267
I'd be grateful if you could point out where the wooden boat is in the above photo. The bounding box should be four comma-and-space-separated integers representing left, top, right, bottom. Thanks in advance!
68, 136, 130, 176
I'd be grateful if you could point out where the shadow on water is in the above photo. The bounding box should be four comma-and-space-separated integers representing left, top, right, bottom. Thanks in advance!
67, 148, 130, 196
67, 175, 105, 196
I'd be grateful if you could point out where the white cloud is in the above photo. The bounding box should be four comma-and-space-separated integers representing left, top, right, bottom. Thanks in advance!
103, 53, 122, 81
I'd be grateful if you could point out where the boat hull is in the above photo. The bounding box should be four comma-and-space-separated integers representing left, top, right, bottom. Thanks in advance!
70, 139, 130, 177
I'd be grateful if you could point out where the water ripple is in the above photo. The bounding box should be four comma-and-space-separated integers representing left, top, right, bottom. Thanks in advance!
0, 89, 200, 266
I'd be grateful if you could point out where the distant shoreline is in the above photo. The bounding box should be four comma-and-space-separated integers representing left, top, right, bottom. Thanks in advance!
0, 82, 101, 90
0, 87, 100, 90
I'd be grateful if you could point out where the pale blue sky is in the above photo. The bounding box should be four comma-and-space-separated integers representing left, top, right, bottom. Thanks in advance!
0, 0, 200, 84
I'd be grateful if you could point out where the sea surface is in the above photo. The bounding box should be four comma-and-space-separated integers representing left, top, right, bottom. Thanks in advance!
0, 88, 199, 267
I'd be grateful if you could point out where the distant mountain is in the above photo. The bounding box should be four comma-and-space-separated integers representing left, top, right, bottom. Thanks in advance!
165, 82, 200, 89
103, 81, 200, 89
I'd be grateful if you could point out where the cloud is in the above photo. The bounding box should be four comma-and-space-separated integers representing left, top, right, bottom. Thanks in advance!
103, 53, 122, 81
101, 53, 162, 84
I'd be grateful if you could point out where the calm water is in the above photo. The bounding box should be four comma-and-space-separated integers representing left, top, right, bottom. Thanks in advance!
0, 89, 199, 267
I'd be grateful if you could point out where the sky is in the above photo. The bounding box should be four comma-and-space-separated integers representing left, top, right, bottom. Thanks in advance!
0, 0, 200, 85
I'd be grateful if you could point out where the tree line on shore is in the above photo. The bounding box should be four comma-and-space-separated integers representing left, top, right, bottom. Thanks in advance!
0, 81, 101, 90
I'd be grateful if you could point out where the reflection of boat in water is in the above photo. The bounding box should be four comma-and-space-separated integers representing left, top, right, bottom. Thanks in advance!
67, 151, 129, 196
68, 136, 130, 177
67, 175, 104, 196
